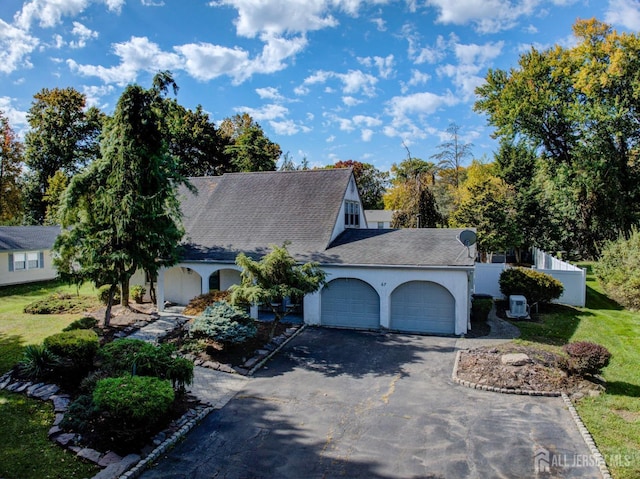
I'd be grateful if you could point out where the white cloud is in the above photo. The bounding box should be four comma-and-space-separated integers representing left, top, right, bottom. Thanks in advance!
361, 128, 374, 141
384, 90, 458, 140
358, 54, 394, 79
69, 21, 98, 49
371, 17, 386, 31
0, 19, 39, 74
81, 84, 114, 107
0, 97, 28, 130
234, 103, 289, 121
270, 118, 310, 135
342, 96, 362, 106
175, 42, 249, 82
425, 0, 539, 33
141, 0, 165, 6
605, 0, 640, 30
302, 68, 378, 96
353, 115, 382, 127
15, 0, 123, 30
256, 86, 285, 101
68, 36, 182, 85
437, 40, 504, 99
401, 69, 431, 93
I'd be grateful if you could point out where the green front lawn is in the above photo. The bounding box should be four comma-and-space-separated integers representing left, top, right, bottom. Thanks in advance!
514, 264, 640, 479
0, 280, 100, 479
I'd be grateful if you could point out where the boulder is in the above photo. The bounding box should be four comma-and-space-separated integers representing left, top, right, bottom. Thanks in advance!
500, 353, 531, 366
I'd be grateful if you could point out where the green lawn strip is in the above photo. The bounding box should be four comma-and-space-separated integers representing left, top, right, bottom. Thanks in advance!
0, 280, 102, 478
514, 263, 640, 479
0, 280, 98, 374
0, 390, 99, 479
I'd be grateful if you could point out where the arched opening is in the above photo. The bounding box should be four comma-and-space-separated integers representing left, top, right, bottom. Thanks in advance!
390, 281, 455, 334
320, 278, 379, 329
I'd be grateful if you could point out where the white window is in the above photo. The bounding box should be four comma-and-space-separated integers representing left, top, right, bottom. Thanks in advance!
13, 253, 26, 270
344, 201, 360, 228
10, 251, 42, 271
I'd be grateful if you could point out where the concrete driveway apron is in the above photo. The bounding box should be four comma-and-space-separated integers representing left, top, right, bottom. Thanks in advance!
140, 327, 601, 479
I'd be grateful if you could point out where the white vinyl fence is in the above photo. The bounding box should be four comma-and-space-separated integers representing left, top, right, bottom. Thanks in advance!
474, 248, 586, 307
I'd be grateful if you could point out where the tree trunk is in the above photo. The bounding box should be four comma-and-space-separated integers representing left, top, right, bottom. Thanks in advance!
121, 279, 130, 308
104, 284, 117, 328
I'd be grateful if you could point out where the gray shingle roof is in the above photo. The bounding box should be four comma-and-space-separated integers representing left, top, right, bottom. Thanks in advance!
179, 169, 352, 261
318, 228, 476, 267
178, 169, 475, 268
0, 226, 61, 252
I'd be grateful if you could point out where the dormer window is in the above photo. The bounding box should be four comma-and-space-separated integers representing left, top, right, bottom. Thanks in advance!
345, 201, 360, 228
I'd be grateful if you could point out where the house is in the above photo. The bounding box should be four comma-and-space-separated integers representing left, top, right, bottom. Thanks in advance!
158, 168, 476, 335
364, 209, 394, 229
0, 226, 60, 287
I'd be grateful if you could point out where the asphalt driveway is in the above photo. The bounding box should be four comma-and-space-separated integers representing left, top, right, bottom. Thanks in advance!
140, 328, 601, 479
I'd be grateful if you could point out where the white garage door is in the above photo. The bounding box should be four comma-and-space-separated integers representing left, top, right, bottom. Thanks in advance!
390, 281, 455, 334
321, 278, 380, 329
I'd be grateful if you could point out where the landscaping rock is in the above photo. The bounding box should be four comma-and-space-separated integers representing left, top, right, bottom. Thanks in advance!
32, 383, 60, 400
98, 451, 123, 468
54, 433, 76, 447
53, 413, 65, 426
26, 382, 45, 396
500, 353, 531, 366
48, 425, 62, 437
52, 395, 71, 412
0, 373, 12, 390
93, 454, 141, 479
77, 447, 103, 464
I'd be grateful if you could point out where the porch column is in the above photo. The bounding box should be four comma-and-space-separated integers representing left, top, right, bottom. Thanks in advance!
250, 303, 259, 319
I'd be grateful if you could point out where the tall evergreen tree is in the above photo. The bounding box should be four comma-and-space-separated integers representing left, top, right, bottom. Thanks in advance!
54, 73, 189, 324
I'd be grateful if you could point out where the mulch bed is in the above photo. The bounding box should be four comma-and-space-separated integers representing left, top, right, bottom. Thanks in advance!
456, 343, 605, 397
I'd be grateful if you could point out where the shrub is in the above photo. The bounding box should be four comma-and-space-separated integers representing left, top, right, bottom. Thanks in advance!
189, 301, 257, 346
97, 285, 121, 305
43, 329, 99, 366
183, 290, 232, 316
60, 395, 98, 434
595, 229, 640, 309
23, 292, 96, 314
499, 267, 564, 306
471, 297, 492, 323
93, 375, 174, 423
130, 284, 146, 304
97, 339, 193, 391
16, 344, 60, 380
563, 341, 611, 376
63, 316, 98, 332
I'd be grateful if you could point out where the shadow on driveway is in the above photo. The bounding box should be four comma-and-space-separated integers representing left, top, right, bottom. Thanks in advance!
140, 328, 601, 479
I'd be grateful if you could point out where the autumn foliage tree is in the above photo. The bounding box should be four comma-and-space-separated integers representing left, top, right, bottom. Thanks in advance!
330, 160, 388, 210
0, 111, 24, 224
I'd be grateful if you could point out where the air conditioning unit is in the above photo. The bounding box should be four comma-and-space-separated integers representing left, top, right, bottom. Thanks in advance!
506, 295, 529, 319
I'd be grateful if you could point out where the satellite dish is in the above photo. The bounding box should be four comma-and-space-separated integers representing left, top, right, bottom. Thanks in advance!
458, 229, 477, 247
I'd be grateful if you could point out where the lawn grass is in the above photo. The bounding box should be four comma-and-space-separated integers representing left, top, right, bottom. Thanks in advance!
0, 280, 101, 479
514, 263, 640, 479
0, 280, 98, 373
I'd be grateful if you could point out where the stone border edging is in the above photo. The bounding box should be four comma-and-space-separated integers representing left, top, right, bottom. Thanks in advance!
247, 324, 306, 376
116, 405, 214, 479
451, 349, 560, 397
115, 323, 306, 477
452, 350, 613, 479
560, 392, 612, 479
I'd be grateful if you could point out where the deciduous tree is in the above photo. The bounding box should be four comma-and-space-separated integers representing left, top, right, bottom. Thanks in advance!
330, 160, 388, 210
0, 111, 24, 224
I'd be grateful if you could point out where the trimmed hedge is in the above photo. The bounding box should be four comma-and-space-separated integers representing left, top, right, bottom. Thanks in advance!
43, 329, 99, 366
97, 339, 193, 391
93, 376, 174, 423
23, 292, 96, 314
499, 267, 564, 306
63, 316, 98, 332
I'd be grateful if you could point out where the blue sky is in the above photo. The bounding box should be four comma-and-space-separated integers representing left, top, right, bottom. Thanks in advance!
1, 0, 639, 173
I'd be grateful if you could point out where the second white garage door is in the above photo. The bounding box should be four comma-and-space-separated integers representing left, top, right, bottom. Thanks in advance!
321, 278, 380, 329
390, 281, 455, 334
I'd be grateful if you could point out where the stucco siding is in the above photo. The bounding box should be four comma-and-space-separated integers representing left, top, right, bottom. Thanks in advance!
0, 250, 58, 287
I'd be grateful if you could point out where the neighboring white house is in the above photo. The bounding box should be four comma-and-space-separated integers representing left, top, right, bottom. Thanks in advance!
364, 210, 394, 229
0, 226, 60, 287
158, 169, 476, 335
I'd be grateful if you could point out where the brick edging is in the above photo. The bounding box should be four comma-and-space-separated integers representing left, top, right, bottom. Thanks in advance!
451, 349, 560, 397
452, 350, 613, 479
247, 324, 306, 376
117, 405, 214, 479
560, 392, 612, 479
